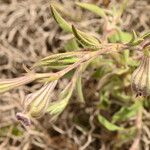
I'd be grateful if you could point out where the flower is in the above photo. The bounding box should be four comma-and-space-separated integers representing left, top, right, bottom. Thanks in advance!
16, 81, 57, 126
16, 113, 31, 126
131, 55, 150, 97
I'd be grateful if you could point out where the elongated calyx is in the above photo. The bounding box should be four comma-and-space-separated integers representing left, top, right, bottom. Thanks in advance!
131, 53, 150, 97
16, 81, 57, 126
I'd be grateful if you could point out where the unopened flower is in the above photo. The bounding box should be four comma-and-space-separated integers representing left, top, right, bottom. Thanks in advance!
0, 75, 35, 94
16, 81, 57, 126
16, 112, 31, 126
131, 55, 150, 97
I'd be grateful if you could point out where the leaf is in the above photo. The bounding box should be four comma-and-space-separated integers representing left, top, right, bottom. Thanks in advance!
112, 100, 142, 123
108, 30, 132, 43
76, 75, 84, 103
12, 127, 23, 136
75, 61, 92, 103
128, 30, 145, 46
116, 127, 136, 147
99, 91, 110, 109
141, 31, 150, 39
76, 2, 106, 18
47, 82, 74, 117
50, 5, 72, 33
97, 114, 124, 131
97, 68, 129, 90
51, 5, 100, 47
72, 25, 100, 47
129, 30, 138, 44
33, 51, 88, 68
64, 38, 79, 51
117, 0, 129, 18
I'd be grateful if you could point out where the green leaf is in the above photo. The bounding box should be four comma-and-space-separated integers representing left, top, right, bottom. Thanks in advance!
72, 25, 100, 47
50, 5, 72, 33
76, 2, 106, 18
128, 30, 145, 46
12, 127, 23, 136
33, 51, 87, 68
141, 31, 150, 39
129, 30, 138, 44
116, 127, 136, 147
64, 38, 79, 51
98, 114, 124, 131
76, 76, 84, 103
99, 91, 110, 109
51, 5, 100, 47
117, 0, 129, 18
47, 82, 74, 117
108, 30, 132, 43
112, 101, 142, 123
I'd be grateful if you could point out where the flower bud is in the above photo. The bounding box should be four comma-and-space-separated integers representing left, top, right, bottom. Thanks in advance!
16, 81, 57, 126
16, 112, 31, 126
131, 55, 150, 97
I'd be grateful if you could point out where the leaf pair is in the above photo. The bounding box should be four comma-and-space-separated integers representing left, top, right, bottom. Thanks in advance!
50, 5, 101, 48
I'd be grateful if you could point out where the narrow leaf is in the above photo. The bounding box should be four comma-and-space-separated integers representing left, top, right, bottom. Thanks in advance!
47, 82, 74, 117
97, 115, 124, 131
76, 2, 106, 18
64, 38, 79, 51
141, 31, 150, 39
50, 5, 72, 33
72, 25, 100, 47
76, 76, 84, 103
33, 51, 88, 68
51, 5, 100, 46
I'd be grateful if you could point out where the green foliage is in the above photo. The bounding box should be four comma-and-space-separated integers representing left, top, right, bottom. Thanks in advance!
116, 127, 137, 147
64, 38, 79, 51
72, 25, 100, 47
108, 30, 132, 43
50, 5, 72, 33
129, 30, 150, 46
47, 82, 74, 117
34, 51, 87, 69
76, 2, 106, 18
12, 126, 23, 136
76, 76, 84, 103
97, 114, 124, 131
112, 100, 142, 123
50, 5, 101, 48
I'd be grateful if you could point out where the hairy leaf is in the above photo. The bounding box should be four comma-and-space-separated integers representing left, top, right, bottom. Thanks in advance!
47, 82, 74, 117
76, 2, 106, 18
33, 51, 88, 68
72, 25, 99, 46
51, 5, 100, 47
50, 5, 72, 32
